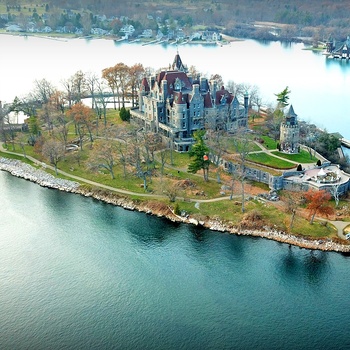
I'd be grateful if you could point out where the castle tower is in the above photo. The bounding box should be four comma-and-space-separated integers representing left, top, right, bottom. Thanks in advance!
138, 77, 150, 112
279, 105, 300, 153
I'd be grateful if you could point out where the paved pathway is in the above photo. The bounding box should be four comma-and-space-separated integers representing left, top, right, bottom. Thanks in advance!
2, 142, 349, 240
322, 219, 350, 239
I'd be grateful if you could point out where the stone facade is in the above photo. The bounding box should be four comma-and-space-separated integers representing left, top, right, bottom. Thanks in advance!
130, 53, 248, 152
279, 105, 300, 153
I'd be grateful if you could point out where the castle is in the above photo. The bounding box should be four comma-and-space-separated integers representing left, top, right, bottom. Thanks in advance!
130, 53, 248, 151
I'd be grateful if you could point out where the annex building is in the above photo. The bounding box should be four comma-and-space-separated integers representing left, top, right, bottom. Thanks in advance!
130, 53, 248, 152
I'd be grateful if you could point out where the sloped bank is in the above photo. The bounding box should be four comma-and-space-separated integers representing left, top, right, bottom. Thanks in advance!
1, 157, 349, 253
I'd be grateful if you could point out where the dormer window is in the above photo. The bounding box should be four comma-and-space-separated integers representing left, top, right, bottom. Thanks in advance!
174, 77, 185, 91
220, 94, 227, 105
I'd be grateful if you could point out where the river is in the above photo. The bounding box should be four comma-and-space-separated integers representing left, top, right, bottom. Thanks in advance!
1, 34, 350, 138
0, 170, 350, 349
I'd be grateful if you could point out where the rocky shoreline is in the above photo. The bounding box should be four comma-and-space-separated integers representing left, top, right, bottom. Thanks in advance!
1, 157, 350, 253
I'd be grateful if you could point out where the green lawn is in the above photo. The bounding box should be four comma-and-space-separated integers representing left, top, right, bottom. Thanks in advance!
261, 135, 277, 149
271, 150, 317, 163
247, 152, 295, 169
225, 137, 261, 153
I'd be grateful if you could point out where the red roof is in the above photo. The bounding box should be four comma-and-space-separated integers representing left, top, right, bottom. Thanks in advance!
215, 86, 233, 105
156, 70, 192, 95
204, 92, 213, 108
140, 77, 150, 92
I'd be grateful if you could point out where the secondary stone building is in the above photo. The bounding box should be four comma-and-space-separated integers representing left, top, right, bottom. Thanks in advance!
279, 105, 300, 153
130, 53, 248, 152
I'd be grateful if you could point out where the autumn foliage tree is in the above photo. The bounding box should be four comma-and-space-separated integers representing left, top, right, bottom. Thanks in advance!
304, 189, 334, 224
67, 102, 95, 150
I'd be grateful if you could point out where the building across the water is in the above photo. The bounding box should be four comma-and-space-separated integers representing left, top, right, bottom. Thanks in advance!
326, 36, 350, 59
130, 53, 248, 152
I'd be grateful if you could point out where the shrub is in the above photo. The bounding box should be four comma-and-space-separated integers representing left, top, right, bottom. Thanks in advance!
119, 107, 130, 121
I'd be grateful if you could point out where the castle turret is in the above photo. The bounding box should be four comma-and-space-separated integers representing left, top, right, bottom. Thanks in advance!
244, 91, 249, 117
161, 77, 168, 101
280, 104, 300, 153
138, 77, 150, 112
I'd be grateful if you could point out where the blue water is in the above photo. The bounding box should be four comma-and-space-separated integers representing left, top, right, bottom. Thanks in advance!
1, 171, 350, 349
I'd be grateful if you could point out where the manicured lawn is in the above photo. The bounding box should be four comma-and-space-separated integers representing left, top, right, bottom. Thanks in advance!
247, 152, 295, 169
225, 137, 261, 153
271, 150, 317, 163
261, 135, 277, 149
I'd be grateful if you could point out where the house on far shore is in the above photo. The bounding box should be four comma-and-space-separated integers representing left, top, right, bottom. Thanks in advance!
130, 53, 248, 152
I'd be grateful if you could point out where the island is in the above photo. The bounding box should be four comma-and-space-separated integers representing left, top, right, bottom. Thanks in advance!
1, 51, 350, 253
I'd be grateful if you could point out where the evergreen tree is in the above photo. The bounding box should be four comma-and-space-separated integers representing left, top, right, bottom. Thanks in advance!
275, 86, 291, 109
188, 130, 210, 181
119, 107, 130, 121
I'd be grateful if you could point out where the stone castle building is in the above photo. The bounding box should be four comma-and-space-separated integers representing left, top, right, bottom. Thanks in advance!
130, 53, 248, 152
279, 105, 300, 153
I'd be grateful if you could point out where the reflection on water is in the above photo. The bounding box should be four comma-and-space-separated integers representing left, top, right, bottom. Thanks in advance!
279, 246, 329, 284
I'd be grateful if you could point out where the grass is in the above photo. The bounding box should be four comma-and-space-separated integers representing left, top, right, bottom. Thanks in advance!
176, 199, 337, 238
260, 135, 277, 149
1, 142, 342, 239
247, 152, 295, 169
271, 150, 317, 164
225, 137, 261, 153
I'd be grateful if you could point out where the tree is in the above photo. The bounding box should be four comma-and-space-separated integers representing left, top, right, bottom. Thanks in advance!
275, 86, 291, 109
85, 72, 99, 109
89, 139, 118, 179
265, 108, 284, 142
119, 106, 130, 121
32, 78, 55, 105
67, 102, 95, 150
304, 189, 334, 224
206, 129, 228, 183
62, 70, 86, 107
210, 73, 224, 88
128, 63, 145, 107
42, 139, 65, 175
102, 63, 129, 110
188, 130, 210, 182
95, 79, 109, 128
284, 193, 299, 230
329, 184, 342, 208
231, 129, 253, 213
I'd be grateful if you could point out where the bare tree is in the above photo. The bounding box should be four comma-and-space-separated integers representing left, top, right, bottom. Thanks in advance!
89, 139, 118, 179
42, 138, 65, 175
32, 78, 55, 104
329, 183, 342, 208
231, 129, 253, 213
85, 72, 99, 109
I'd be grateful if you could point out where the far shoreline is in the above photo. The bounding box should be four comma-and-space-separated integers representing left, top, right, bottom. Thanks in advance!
0, 30, 242, 46
1, 156, 349, 254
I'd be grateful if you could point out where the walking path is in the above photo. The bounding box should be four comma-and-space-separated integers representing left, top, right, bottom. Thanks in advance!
1, 142, 349, 240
